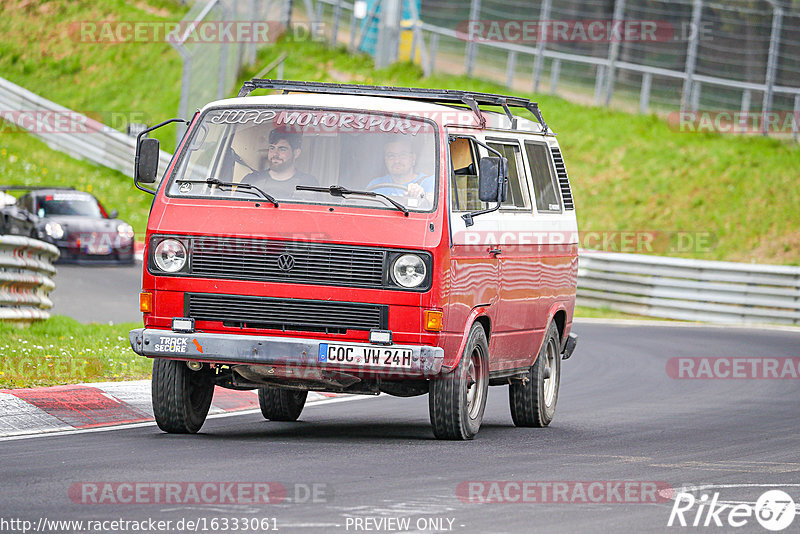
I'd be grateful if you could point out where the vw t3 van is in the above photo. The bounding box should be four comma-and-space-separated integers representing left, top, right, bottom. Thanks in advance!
129, 80, 578, 440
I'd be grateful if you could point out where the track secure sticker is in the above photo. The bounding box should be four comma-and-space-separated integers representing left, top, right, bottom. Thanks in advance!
153, 336, 188, 353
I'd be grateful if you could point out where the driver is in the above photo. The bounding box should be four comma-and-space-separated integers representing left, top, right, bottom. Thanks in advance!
239, 128, 318, 197
366, 137, 433, 205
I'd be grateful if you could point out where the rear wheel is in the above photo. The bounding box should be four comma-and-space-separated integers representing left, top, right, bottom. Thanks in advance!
428, 323, 489, 440
509, 321, 561, 427
258, 388, 308, 421
152, 359, 215, 434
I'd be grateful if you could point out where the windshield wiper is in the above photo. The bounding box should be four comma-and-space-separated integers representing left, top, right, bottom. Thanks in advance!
176, 178, 279, 207
296, 185, 409, 216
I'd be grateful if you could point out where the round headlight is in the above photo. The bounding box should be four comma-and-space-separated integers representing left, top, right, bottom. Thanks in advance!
392, 254, 426, 288
45, 222, 64, 240
117, 223, 135, 240
154, 239, 187, 273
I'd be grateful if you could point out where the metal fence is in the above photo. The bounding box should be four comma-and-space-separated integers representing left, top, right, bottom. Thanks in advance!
298, 0, 800, 141
0, 236, 59, 324
172, 0, 284, 140
0, 77, 173, 178
578, 251, 800, 325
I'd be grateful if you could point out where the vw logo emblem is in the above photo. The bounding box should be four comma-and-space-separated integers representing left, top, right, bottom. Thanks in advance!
277, 254, 295, 271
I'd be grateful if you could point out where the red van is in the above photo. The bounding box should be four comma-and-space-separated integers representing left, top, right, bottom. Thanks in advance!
129, 80, 578, 440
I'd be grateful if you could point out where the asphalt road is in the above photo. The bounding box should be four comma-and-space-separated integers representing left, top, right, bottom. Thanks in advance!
50, 264, 142, 324
2, 323, 799, 533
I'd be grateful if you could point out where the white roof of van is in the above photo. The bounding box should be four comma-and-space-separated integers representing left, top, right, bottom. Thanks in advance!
201, 93, 546, 133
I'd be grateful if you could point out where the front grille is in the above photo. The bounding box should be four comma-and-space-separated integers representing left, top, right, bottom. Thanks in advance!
190, 237, 386, 288
550, 147, 574, 210
186, 293, 387, 333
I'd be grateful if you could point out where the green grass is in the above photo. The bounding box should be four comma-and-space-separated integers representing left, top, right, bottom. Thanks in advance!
1, 2, 798, 263
0, 136, 152, 235
0, 315, 149, 389
0, 0, 189, 235
574, 305, 675, 321
0, 0, 187, 152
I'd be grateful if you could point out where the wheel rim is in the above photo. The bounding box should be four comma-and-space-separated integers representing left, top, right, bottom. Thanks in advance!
466, 345, 486, 419
543, 337, 559, 406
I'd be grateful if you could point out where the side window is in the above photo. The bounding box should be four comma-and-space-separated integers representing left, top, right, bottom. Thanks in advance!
524, 141, 561, 212
449, 137, 485, 212
487, 141, 530, 209
19, 195, 32, 212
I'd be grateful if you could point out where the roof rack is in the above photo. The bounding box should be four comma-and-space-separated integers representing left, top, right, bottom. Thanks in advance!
237, 79, 549, 133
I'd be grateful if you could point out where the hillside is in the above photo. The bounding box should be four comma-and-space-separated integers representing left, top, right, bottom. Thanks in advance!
1, 0, 798, 263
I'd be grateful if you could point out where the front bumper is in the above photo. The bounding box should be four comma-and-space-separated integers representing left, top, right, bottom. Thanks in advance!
55, 242, 134, 264
128, 328, 445, 377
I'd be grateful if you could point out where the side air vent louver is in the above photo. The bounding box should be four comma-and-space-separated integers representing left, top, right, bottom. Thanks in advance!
550, 146, 574, 210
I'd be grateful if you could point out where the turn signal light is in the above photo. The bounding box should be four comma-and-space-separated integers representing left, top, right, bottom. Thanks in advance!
139, 291, 153, 313
424, 310, 443, 332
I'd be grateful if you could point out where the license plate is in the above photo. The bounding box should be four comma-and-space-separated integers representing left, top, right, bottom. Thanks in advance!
319, 343, 413, 369
86, 243, 111, 255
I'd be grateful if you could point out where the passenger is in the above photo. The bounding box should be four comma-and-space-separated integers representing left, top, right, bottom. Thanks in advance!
239, 129, 318, 198
366, 137, 433, 206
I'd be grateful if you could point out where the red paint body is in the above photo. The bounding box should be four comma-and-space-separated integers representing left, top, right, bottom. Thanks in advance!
140, 102, 577, 378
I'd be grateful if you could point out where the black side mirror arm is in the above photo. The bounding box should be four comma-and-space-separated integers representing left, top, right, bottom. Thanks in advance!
134, 118, 189, 195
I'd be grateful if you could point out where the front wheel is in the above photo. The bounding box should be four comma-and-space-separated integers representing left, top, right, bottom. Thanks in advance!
509, 321, 561, 427
152, 359, 215, 434
428, 323, 489, 440
258, 388, 308, 421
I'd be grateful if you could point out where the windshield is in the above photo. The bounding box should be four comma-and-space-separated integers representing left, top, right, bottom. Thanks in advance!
37, 193, 103, 218
167, 107, 439, 211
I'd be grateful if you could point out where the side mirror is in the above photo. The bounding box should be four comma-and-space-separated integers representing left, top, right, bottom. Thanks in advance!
109, 209, 118, 219
136, 138, 160, 184
478, 157, 508, 203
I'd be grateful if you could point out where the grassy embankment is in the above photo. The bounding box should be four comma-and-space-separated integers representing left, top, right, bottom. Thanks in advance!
0, 0, 187, 232
0, 2, 795, 388
0, 316, 148, 389
1, 3, 797, 263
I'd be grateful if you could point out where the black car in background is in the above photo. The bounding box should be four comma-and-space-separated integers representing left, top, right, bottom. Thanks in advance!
0, 187, 135, 264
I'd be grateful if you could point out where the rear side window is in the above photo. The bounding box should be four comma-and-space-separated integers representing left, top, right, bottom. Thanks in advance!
524, 141, 561, 213
449, 137, 485, 212
487, 141, 530, 210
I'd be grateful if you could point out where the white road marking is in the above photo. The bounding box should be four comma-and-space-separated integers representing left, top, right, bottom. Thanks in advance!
0, 393, 373, 442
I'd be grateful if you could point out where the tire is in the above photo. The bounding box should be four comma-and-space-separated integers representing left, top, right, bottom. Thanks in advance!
509, 321, 561, 427
152, 359, 215, 434
428, 323, 489, 440
258, 388, 308, 421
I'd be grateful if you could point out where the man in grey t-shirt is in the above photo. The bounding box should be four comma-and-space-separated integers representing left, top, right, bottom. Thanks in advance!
240, 129, 318, 198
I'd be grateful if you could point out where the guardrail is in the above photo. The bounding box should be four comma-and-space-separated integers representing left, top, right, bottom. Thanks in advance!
0, 236, 59, 324
0, 76, 173, 176
578, 251, 800, 325
303, 0, 800, 142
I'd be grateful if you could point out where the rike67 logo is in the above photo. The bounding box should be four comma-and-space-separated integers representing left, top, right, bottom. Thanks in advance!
668, 489, 796, 531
